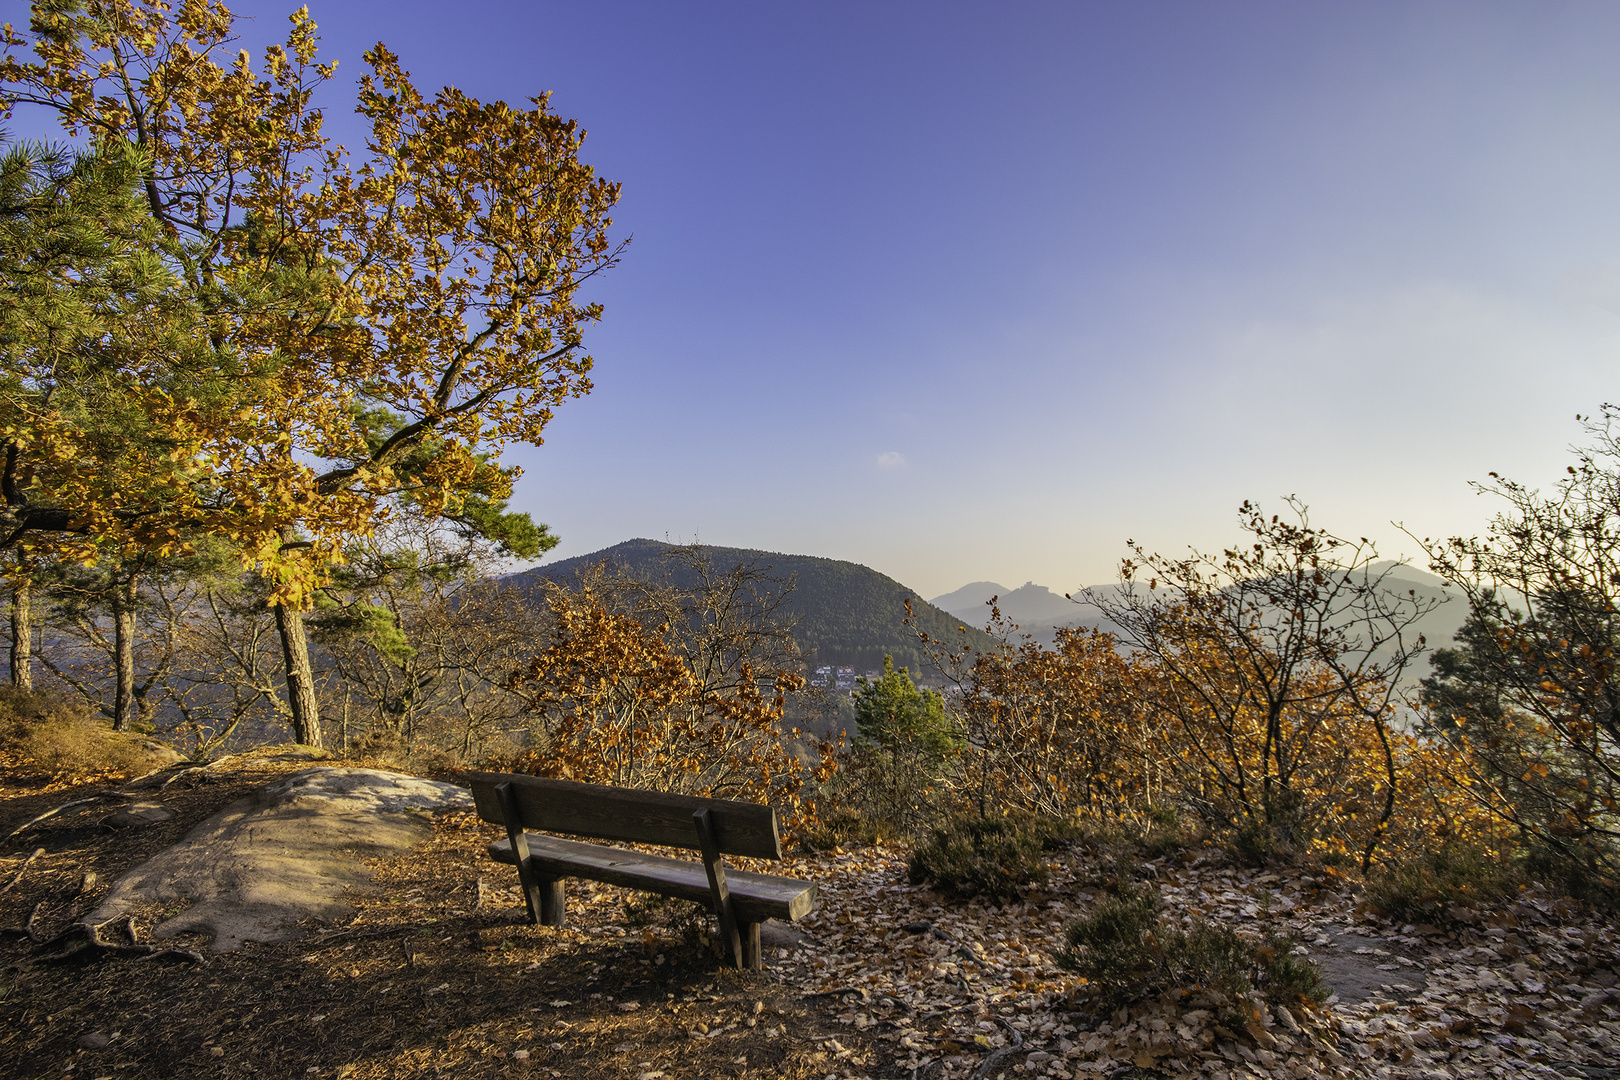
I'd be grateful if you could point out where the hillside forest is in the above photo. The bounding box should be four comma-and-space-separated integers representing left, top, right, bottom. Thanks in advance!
2, 0, 1620, 973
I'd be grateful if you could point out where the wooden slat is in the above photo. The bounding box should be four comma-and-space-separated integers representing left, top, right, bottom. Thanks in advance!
487, 834, 816, 923
468, 773, 783, 860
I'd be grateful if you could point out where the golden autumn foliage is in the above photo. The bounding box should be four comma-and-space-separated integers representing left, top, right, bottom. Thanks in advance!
1, 1, 619, 603
1140, 646, 1496, 865
1089, 500, 1463, 867
500, 587, 836, 832
916, 501, 1501, 871
942, 624, 1493, 867
956, 622, 1160, 821
2, 0, 619, 746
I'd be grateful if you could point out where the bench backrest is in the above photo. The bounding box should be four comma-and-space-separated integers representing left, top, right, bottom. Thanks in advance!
467, 772, 784, 861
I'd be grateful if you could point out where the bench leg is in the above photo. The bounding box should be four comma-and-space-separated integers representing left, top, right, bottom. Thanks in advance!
694, 808, 743, 968
517, 871, 544, 925
740, 920, 761, 971
715, 915, 742, 968
498, 782, 561, 928
539, 877, 566, 928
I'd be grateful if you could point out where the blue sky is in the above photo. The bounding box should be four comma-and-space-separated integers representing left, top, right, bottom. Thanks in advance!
24, 2, 1620, 597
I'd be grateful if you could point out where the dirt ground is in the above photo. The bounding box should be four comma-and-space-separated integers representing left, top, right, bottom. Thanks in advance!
0, 754, 891, 1080
6, 752, 1620, 1080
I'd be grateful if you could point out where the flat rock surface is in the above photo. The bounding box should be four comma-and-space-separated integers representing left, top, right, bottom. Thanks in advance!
83, 767, 471, 951
760, 917, 808, 947
1304, 923, 1430, 1005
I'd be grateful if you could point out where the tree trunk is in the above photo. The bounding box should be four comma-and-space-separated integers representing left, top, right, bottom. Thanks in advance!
111, 572, 138, 732
9, 552, 30, 691
274, 602, 324, 748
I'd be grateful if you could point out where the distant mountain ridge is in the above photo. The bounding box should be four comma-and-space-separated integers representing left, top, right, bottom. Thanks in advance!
515, 539, 996, 674
931, 561, 1468, 686
932, 580, 1081, 628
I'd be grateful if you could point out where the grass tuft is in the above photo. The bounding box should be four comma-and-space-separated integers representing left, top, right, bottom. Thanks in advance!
0, 687, 169, 781
1366, 843, 1521, 926
801, 805, 900, 850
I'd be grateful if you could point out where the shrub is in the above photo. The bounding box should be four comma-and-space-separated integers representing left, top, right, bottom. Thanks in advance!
1058, 885, 1162, 1004
1059, 884, 1325, 1015
825, 741, 951, 844
1514, 843, 1620, 912
503, 588, 835, 834
346, 726, 410, 766
1140, 804, 1193, 859
1223, 786, 1313, 867
949, 623, 1168, 828
1256, 939, 1330, 1007
1230, 820, 1286, 868
908, 812, 1076, 903
843, 657, 962, 836
0, 687, 169, 780
1366, 843, 1521, 926
801, 805, 897, 851
1422, 410, 1620, 882
1058, 809, 1199, 868
342, 725, 465, 778
1077, 851, 1147, 894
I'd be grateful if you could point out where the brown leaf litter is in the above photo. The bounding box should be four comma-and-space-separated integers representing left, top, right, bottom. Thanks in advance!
4, 758, 1619, 1080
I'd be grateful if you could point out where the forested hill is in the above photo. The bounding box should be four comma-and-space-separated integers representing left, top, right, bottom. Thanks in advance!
513, 539, 996, 674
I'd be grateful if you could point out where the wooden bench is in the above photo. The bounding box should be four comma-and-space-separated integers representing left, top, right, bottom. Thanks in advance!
467, 772, 817, 970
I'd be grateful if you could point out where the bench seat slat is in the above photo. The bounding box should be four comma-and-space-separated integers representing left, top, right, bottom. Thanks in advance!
488, 834, 816, 923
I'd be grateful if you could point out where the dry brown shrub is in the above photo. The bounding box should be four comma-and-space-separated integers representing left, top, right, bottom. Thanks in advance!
915, 543, 1497, 873
956, 623, 1162, 821
0, 687, 172, 781
497, 589, 838, 833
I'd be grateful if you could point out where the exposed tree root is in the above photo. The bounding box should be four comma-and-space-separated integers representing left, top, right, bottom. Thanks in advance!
0, 846, 45, 893
38, 913, 206, 965
966, 1019, 1024, 1080
1, 797, 108, 844
0, 899, 44, 940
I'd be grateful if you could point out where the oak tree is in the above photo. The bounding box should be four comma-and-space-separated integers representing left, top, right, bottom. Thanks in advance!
2, 1, 620, 745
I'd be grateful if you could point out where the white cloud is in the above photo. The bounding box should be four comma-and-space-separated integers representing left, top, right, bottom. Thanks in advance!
876, 451, 906, 469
